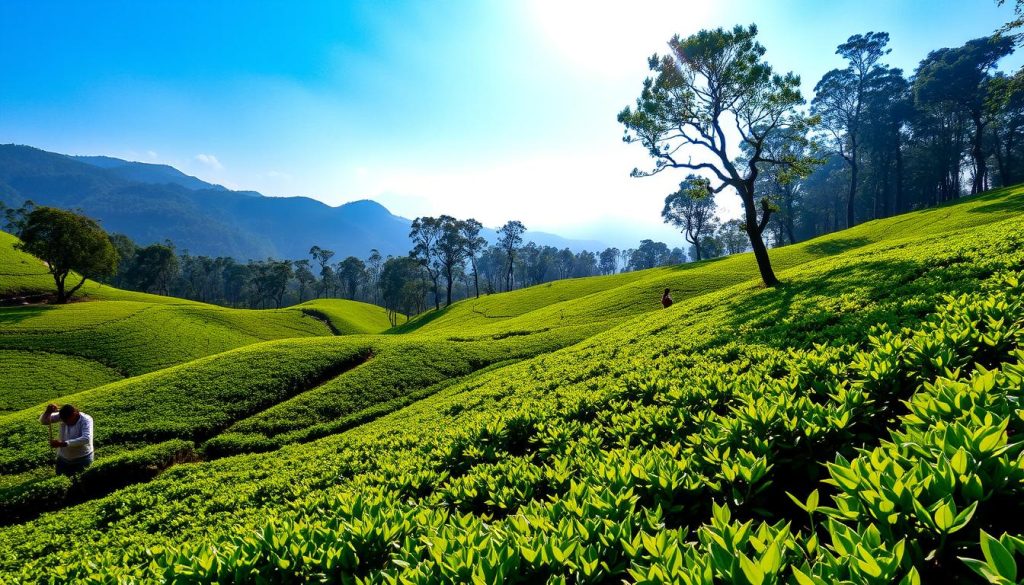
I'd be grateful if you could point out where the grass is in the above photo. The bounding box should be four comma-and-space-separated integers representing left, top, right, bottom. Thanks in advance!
0, 186, 1022, 582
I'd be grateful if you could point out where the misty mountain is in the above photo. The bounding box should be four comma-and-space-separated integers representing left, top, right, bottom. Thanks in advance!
0, 145, 603, 260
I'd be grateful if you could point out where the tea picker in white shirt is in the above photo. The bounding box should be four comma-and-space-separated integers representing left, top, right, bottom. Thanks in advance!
40, 403, 94, 476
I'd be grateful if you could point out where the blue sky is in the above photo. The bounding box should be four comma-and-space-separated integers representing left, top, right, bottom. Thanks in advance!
1, 1, 1020, 248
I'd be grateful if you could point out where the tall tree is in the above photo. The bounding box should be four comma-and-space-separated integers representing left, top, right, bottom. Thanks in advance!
497, 220, 525, 292
294, 259, 316, 303
308, 245, 335, 298
337, 256, 366, 300
718, 219, 749, 255
619, 25, 816, 287
124, 244, 178, 296
914, 35, 1014, 194
661, 175, 719, 261
434, 215, 470, 307
812, 32, 891, 228
16, 206, 118, 303
380, 256, 428, 325
266, 260, 294, 309
409, 216, 443, 310
629, 240, 671, 270
460, 219, 486, 299
599, 247, 620, 274
365, 249, 384, 305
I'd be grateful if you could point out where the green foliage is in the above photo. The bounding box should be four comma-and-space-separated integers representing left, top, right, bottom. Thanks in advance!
16, 206, 118, 302
0, 350, 122, 413
295, 298, 394, 334
0, 185, 1022, 583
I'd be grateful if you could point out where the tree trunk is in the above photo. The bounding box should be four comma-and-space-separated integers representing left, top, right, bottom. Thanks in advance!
784, 191, 797, 245
471, 259, 480, 299
894, 137, 904, 214
847, 154, 858, 228
445, 269, 453, 307
972, 113, 987, 195
54, 271, 67, 303
741, 191, 778, 287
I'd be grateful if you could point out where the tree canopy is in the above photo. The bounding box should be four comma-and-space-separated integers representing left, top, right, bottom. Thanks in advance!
619, 24, 818, 287
16, 206, 118, 303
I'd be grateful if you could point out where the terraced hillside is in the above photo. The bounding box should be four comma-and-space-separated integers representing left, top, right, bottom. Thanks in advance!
0, 186, 1023, 583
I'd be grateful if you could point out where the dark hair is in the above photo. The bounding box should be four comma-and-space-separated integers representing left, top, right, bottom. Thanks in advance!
58, 404, 77, 422
663, 288, 670, 295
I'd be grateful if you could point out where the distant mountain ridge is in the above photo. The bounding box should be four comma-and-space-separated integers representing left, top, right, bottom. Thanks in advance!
71, 155, 233, 193
0, 145, 603, 260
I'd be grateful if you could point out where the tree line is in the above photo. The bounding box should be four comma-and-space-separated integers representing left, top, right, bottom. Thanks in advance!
624, 22, 1024, 287
4, 201, 747, 316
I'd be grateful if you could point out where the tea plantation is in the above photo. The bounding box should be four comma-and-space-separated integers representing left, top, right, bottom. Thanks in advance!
0, 186, 1022, 583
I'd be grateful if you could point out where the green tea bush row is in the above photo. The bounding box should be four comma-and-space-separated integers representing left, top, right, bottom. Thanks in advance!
0, 439, 195, 523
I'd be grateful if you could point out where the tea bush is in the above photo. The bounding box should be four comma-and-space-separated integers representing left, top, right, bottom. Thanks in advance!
0, 186, 1022, 582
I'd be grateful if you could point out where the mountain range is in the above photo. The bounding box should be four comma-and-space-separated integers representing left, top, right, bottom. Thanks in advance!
0, 145, 603, 260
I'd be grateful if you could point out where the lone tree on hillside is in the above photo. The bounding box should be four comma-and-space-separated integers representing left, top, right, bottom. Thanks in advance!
17, 206, 118, 303
812, 32, 891, 228
662, 175, 718, 261
497, 220, 526, 292
619, 24, 818, 287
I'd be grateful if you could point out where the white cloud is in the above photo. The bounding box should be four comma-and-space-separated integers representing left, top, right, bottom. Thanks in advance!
194, 153, 223, 170
145, 150, 159, 160
265, 170, 292, 180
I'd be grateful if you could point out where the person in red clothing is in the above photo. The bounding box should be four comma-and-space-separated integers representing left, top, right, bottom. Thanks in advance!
661, 288, 673, 308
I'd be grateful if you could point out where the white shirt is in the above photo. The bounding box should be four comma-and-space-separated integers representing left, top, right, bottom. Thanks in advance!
40, 412, 94, 460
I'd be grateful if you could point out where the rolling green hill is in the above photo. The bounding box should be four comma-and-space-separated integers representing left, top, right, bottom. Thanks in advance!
296, 298, 397, 335
0, 186, 1022, 583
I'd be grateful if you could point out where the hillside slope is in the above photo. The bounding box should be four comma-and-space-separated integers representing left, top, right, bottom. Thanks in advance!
0, 187, 1022, 582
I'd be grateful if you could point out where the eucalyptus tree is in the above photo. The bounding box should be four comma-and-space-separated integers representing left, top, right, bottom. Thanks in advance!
914, 35, 1014, 194
718, 219, 749, 255
409, 216, 443, 310
337, 256, 366, 300
599, 247, 620, 274
811, 32, 890, 228
988, 73, 1024, 185
294, 259, 316, 303
434, 215, 470, 307
365, 249, 384, 304
308, 245, 335, 298
497, 220, 526, 291
460, 218, 487, 299
662, 175, 718, 261
619, 25, 817, 287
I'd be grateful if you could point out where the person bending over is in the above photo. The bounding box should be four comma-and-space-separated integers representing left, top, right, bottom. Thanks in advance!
40, 403, 94, 476
661, 288, 673, 308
